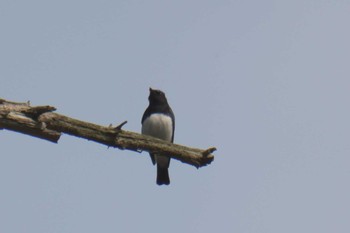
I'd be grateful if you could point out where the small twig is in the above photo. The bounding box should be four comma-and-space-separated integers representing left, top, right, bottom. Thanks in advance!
114, 120, 128, 131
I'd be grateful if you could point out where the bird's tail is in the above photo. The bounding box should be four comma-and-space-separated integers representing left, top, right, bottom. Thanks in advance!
157, 164, 170, 185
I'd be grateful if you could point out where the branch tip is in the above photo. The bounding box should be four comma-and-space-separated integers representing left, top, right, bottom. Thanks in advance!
202, 147, 217, 157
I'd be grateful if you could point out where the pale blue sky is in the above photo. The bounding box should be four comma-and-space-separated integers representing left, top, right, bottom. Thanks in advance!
1, 1, 350, 232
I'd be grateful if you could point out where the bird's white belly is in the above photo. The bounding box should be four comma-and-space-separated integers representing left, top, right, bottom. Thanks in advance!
142, 114, 173, 142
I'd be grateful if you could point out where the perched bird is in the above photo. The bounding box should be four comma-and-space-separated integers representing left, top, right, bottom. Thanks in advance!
142, 88, 175, 185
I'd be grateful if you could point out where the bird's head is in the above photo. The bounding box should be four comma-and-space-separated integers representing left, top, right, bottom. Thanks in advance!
148, 87, 168, 105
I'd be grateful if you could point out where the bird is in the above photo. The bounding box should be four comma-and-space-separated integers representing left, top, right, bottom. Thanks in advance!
141, 88, 175, 185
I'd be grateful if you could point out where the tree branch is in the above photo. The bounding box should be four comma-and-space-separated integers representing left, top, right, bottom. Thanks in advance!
0, 98, 215, 168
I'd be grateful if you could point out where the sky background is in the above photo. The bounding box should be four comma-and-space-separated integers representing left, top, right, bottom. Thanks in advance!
1, 0, 350, 232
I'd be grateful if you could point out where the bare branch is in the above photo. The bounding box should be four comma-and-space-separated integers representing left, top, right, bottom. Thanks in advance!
0, 98, 215, 168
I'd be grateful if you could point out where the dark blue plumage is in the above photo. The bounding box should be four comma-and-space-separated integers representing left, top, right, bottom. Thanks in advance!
142, 88, 175, 185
